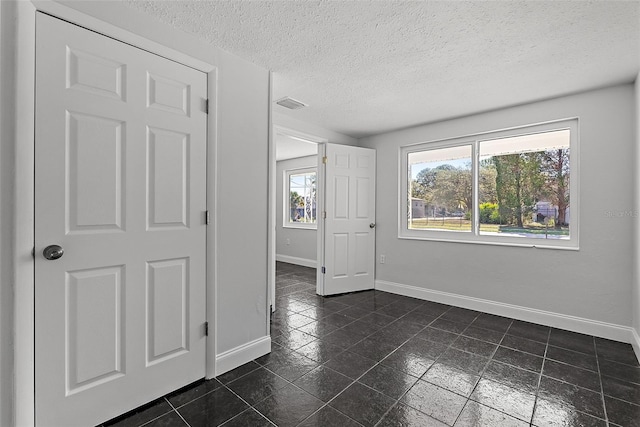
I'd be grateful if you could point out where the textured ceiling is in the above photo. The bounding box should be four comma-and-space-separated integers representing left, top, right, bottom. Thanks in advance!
124, 0, 640, 138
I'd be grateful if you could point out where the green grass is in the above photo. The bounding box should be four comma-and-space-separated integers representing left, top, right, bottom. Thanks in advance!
410, 218, 471, 231
409, 218, 569, 236
496, 226, 569, 236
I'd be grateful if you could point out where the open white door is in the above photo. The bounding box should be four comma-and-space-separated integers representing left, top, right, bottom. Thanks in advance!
318, 144, 376, 296
34, 14, 207, 426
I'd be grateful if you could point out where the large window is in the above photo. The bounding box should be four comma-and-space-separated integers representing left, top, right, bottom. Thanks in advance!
285, 168, 317, 228
401, 120, 578, 249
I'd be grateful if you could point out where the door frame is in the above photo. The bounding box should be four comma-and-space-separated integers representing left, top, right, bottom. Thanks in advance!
316, 143, 327, 295
269, 126, 326, 311
13, 2, 219, 425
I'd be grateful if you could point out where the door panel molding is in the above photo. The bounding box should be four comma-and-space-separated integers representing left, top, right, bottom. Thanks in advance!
12, 3, 221, 425
33, 12, 210, 427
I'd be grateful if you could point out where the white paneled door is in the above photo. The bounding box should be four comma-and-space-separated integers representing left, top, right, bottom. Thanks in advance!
319, 144, 376, 296
34, 13, 207, 426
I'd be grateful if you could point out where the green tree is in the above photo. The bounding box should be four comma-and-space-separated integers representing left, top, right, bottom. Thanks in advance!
540, 148, 570, 228
494, 153, 544, 227
479, 160, 497, 204
412, 164, 472, 215
433, 166, 472, 213
289, 191, 303, 221
412, 167, 437, 203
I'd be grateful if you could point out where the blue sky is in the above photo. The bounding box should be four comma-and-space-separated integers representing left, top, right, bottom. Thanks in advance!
411, 158, 471, 179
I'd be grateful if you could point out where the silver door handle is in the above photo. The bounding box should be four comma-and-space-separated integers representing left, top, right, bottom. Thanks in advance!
369, 223, 376, 228
43, 245, 64, 260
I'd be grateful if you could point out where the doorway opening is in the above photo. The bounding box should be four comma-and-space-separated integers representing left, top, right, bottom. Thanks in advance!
270, 126, 326, 311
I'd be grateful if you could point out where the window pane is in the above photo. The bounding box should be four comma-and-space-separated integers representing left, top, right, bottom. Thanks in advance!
289, 172, 316, 224
408, 146, 472, 232
478, 130, 570, 239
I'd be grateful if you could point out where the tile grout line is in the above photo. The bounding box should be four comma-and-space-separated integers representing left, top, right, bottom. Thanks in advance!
163, 396, 192, 427
108, 398, 178, 427
259, 308, 382, 427
594, 339, 611, 427
218, 380, 278, 426
450, 318, 514, 426
529, 324, 552, 427
291, 306, 436, 426
533, 331, 611, 424
372, 306, 475, 426
288, 298, 444, 426
316, 332, 423, 426
435, 318, 476, 427
373, 310, 524, 425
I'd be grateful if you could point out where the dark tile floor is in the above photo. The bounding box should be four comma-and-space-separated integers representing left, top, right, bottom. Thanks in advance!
105, 262, 640, 427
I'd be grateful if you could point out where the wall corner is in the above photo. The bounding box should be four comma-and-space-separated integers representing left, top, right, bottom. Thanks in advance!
631, 73, 640, 342
633, 73, 640, 359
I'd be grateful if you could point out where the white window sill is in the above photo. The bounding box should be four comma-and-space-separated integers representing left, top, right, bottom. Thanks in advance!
283, 224, 317, 230
398, 233, 579, 251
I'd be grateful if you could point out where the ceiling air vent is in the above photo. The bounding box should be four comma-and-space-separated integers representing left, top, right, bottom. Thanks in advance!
275, 97, 308, 110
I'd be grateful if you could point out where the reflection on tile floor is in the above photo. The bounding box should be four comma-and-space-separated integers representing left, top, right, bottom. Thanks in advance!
104, 262, 640, 426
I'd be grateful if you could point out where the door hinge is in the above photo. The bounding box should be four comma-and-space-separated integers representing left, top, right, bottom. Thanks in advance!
31, 247, 35, 259
322, 156, 327, 164
205, 210, 210, 225
322, 211, 326, 219
204, 321, 209, 337
321, 266, 326, 274
205, 99, 209, 114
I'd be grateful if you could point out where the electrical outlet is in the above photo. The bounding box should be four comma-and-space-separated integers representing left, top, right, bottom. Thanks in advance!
380, 254, 386, 264
286, 238, 290, 245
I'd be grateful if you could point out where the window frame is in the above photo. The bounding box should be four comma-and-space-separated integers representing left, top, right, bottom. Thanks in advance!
284, 167, 318, 230
399, 119, 579, 250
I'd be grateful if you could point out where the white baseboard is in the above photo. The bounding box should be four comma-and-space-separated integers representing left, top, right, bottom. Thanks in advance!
275, 254, 317, 268
215, 336, 271, 376
376, 279, 635, 344
632, 328, 640, 364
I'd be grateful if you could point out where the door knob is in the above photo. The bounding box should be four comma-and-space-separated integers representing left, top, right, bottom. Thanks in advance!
369, 223, 376, 228
43, 245, 64, 260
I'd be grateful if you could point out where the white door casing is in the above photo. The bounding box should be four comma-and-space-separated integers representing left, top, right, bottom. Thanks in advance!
318, 144, 376, 296
34, 13, 207, 426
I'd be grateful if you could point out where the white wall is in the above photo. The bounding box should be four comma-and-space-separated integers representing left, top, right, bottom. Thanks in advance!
274, 111, 357, 146
360, 84, 636, 336
2, 1, 270, 424
277, 156, 318, 266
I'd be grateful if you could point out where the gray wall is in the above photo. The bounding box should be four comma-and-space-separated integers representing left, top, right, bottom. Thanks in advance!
634, 75, 640, 337
277, 156, 318, 264
359, 84, 636, 327
215, 51, 270, 353
0, 2, 15, 425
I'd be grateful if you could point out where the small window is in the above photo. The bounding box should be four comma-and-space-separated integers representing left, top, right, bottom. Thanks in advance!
400, 119, 578, 249
285, 168, 317, 228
